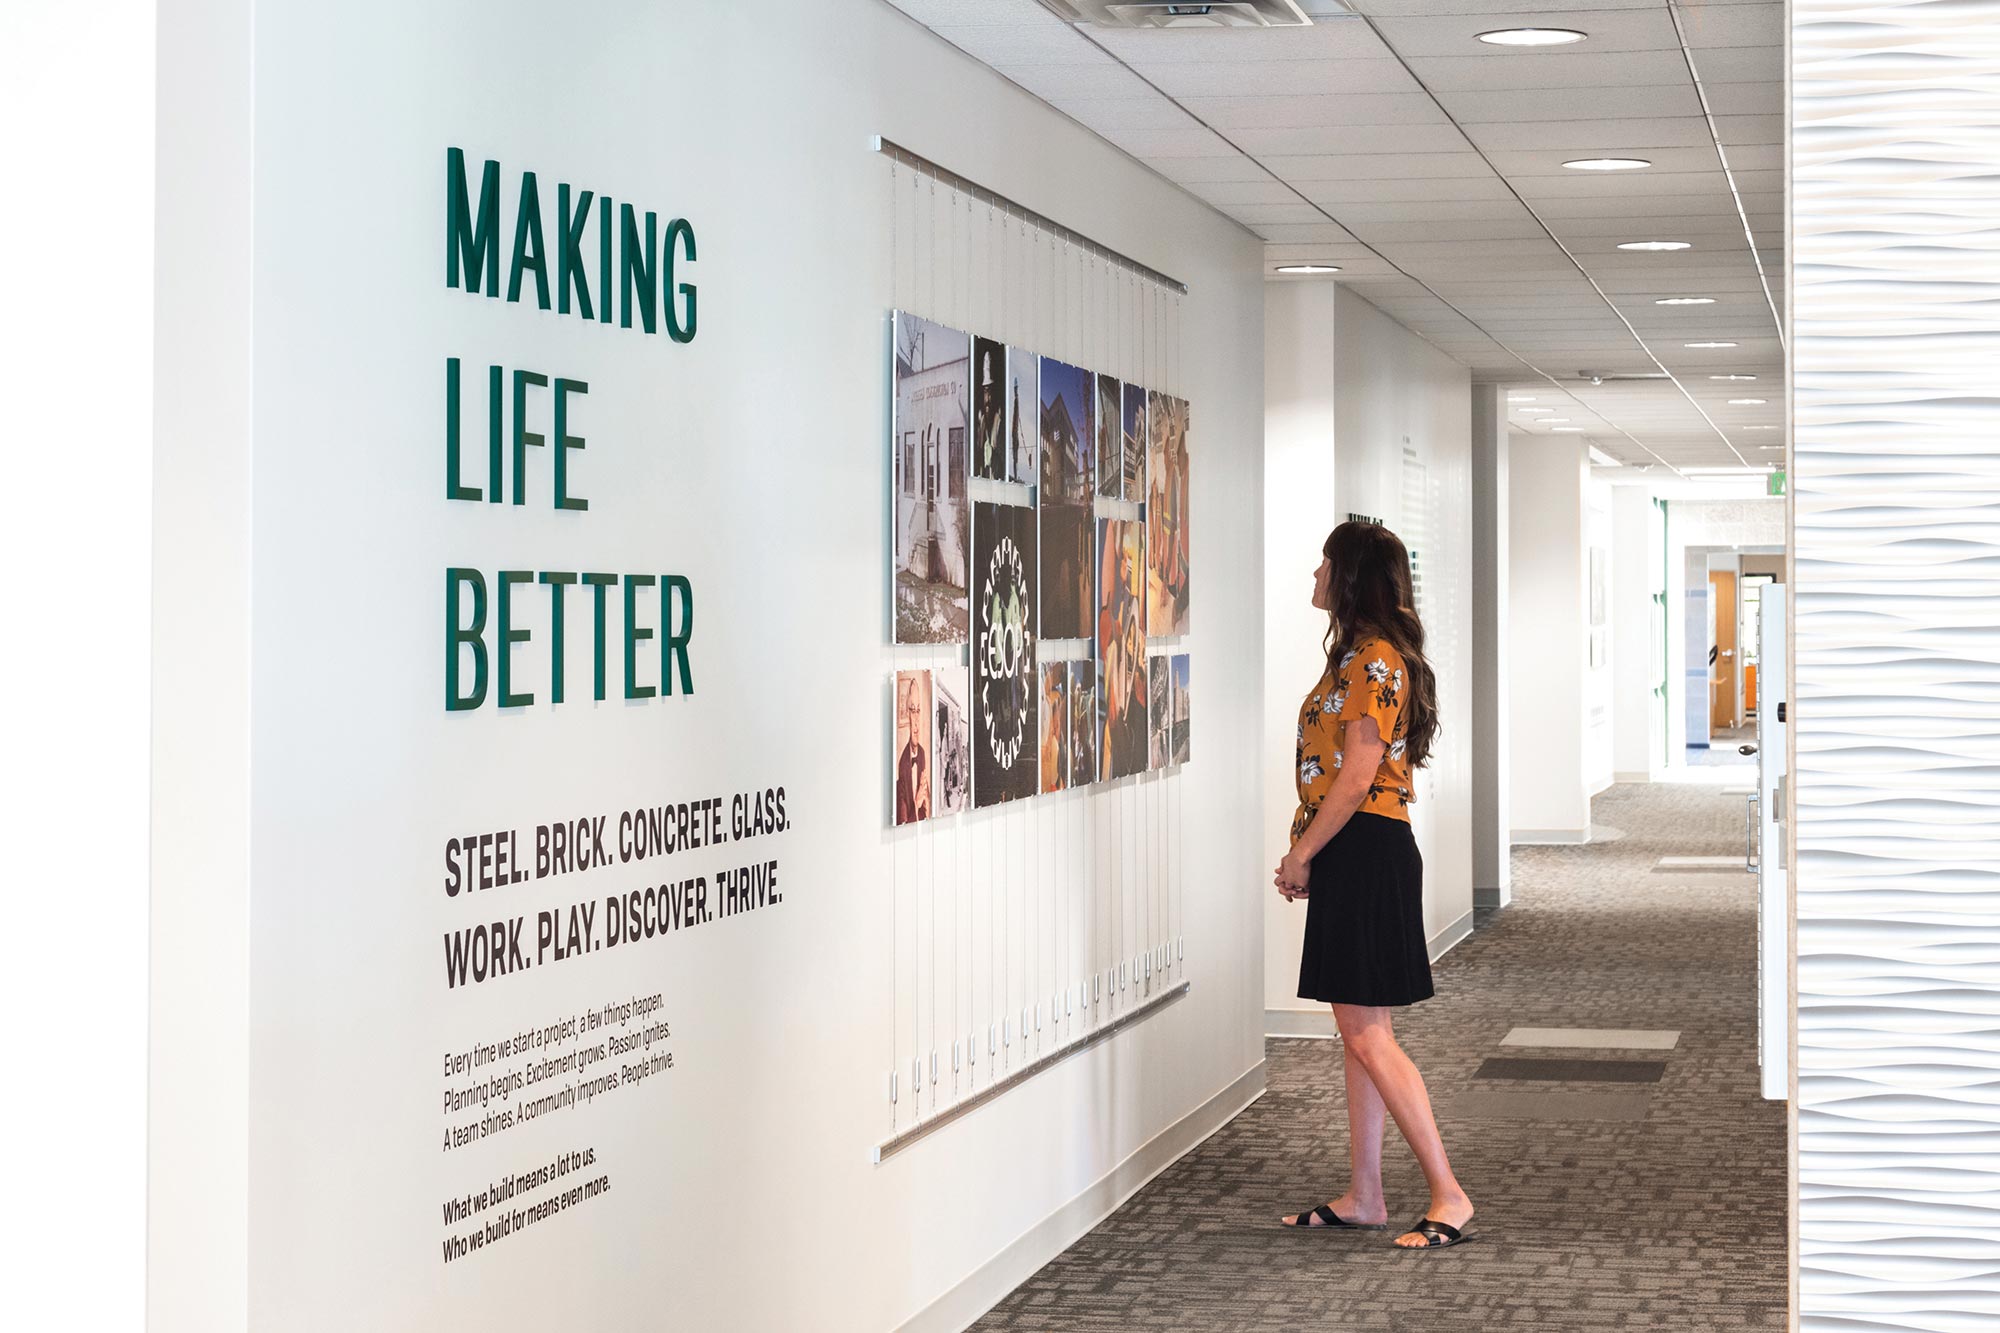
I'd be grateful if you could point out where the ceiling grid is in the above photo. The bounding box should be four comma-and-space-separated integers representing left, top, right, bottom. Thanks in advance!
884, 0, 1787, 471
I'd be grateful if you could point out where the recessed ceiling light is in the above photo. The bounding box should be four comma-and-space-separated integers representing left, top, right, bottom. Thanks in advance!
1552, 426, 1585, 432
1617, 240, 1692, 251
1685, 341, 1739, 348
1564, 158, 1652, 171
1655, 297, 1716, 305
1709, 374, 1757, 381
1727, 398, 1768, 405
1477, 27, 1587, 46
1275, 264, 1340, 274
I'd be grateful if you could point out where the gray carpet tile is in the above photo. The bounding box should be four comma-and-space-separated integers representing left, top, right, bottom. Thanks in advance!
972, 782, 1787, 1330
1472, 1057, 1667, 1084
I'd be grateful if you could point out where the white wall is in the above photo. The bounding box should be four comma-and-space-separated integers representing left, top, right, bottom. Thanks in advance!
151, 3, 1268, 1330
4, 2, 154, 1327
1262, 282, 1337, 1021
1507, 435, 1591, 841
1609, 483, 1660, 780
1262, 289, 1474, 1028
1584, 480, 1615, 794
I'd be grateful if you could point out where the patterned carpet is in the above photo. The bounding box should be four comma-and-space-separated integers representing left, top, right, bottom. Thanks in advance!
972, 782, 1788, 1331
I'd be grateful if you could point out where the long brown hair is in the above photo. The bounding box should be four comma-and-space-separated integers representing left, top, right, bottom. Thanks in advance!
1322, 521, 1439, 771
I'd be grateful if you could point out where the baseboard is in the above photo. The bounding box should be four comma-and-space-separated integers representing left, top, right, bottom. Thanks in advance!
897, 1059, 1268, 1333
1264, 907, 1476, 1039
1474, 885, 1509, 909
1613, 770, 1650, 784
1511, 827, 1590, 845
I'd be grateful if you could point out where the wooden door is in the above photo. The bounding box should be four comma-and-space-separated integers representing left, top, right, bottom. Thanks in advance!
1710, 570, 1738, 731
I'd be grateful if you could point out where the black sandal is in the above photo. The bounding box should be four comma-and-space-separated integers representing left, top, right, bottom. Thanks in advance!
1282, 1204, 1387, 1230
1393, 1218, 1469, 1249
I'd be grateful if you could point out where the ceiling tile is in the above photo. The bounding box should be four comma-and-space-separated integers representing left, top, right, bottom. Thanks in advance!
1092, 19, 1396, 64
885, 0, 1058, 24
1461, 117, 1714, 151
930, 23, 1105, 65
1095, 125, 1242, 157
1256, 150, 1493, 180
1326, 198, 1539, 223
1511, 169, 1733, 199
992, 61, 1158, 100
1177, 92, 1452, 128
1180, 178, 1309, 207
1229, 202, 1338, 226
1687, 45, 1783, 83
1677, 5, 1785, 48
1255, 223, 1365, 242
1441, 84, 1706, 122
1049, 97, 1207, 131
1480, 145, 1727, 176
1228, 123, 1474, 155
1140, 58, 1423, 96
1403, 49, 1690, 92
1299, 175, 1513, 203
1368, 9, 1682, 58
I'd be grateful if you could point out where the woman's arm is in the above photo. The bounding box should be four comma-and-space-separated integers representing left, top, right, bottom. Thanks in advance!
1276, 717, 1387, 898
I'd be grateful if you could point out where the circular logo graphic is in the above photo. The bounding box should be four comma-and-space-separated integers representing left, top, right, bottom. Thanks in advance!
978, 534, 1035, 769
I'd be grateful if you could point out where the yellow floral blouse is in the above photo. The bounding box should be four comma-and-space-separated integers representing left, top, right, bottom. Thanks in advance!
1292, 636, 1413, 841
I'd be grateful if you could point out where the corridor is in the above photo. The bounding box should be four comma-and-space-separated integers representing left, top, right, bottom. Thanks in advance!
976, 782, 1787, 1330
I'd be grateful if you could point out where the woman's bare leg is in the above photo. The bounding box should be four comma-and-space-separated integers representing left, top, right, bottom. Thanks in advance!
1282, 1015, 1390, 1226
1333, 1003, 1474, 1246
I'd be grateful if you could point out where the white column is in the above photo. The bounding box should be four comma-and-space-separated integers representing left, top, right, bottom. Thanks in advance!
1261, 281, 1337, 1032
1794, 2, 2000, 1326
1470, 386, 1510, 907
1506, 437, 1590, 843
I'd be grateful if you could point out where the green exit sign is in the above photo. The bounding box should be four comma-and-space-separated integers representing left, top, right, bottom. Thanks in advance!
1768, 469, 1786, 496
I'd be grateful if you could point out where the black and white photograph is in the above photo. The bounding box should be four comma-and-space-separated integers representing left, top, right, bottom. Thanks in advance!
934, 669, 970, 815
972, 501, 1039, 808
1120, 380, 1147, 503
1068, 659, 1098, 789
972, 334, 1008, 482
1095, 373, 1121, 499
1007, 345, 1036, 486
892, 310, 971, 644
1148, 654, 1171, 771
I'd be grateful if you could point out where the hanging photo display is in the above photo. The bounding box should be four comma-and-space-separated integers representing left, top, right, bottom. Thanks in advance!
972, 335, 1008, 483
1095, 517, 1148, 780
1037, 356, 1095, 641
1039, 663, 1069, 794
1068, 659, 1098, 788
1147, 656, 1172, 771
894, 669, 935, 825
1095, 375, 1122, 499
934, 671, 971, 815
1007, 346, 1036, 486
892, 311, 971, 644
1120, 381, 1147, 504
1146, 391, 1190, 637
973, 501, 1040, 807
1171, 653, 1191, 766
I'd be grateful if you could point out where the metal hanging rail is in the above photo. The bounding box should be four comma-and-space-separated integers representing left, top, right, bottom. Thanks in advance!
872, 136, 1189, 296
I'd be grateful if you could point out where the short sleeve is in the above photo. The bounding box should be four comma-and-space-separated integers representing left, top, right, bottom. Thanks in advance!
1336, 642, 1404, 748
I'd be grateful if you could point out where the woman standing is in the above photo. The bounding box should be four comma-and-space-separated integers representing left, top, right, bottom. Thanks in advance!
1276, 521, 1475, 1251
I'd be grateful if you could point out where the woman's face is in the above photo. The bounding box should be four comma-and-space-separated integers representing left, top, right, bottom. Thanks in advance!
1312, 554, 1333, 611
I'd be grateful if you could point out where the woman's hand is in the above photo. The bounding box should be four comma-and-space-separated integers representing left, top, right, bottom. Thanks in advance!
1274, 849, 1312, 901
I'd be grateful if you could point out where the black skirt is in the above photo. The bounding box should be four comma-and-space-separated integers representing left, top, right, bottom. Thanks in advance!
1297, 811, 1434, 1007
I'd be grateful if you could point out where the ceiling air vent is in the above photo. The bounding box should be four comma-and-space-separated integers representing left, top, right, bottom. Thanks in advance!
1041, 0, 1321, 30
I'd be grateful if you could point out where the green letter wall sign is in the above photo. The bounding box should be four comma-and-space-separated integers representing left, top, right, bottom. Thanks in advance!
446, 568, 490, 710
446, 148, 500, 296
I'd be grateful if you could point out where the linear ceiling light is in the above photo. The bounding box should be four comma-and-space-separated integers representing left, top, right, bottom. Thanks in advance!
1518, 407, 1556, 413
1617, 240, 1692, 251
1564, 158, 1651, 171
1685, 341, 1738, 348
1274, 263, 1340, 274
1507, 395, 1537, 401
1477, 27, 1587, 46
1552, 426, 1585, 432
1727, 398, 1768, 405
1709, 373, 1757, 380
1655, 297, 1716, 305
1743, 425, 1780, 430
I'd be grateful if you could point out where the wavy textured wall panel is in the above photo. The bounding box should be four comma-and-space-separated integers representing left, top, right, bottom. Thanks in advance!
1794, 3, 2000, 1328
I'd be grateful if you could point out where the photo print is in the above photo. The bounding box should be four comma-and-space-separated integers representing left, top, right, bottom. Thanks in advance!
934, 670, 971, 815
891, 311, 971, 644
1038, 356, 1096, 641
1039, 662, 1068, 795
1095, 374, 1122, 498
973, 501, 1040, 808
1148, 656, 1172, 771
1007, 346, 1036, 486
1095, 517, 1148, 780
972, 335, 1008, 483
1120, 381, 1147, 503
1171, 653, 1191, 766
1146, 391, 1190, 637
894, 669, 933, 826
1068, 659, 1098, 788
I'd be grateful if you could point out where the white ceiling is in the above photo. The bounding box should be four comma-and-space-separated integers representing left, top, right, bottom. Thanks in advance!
883, 0, 1786, 472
